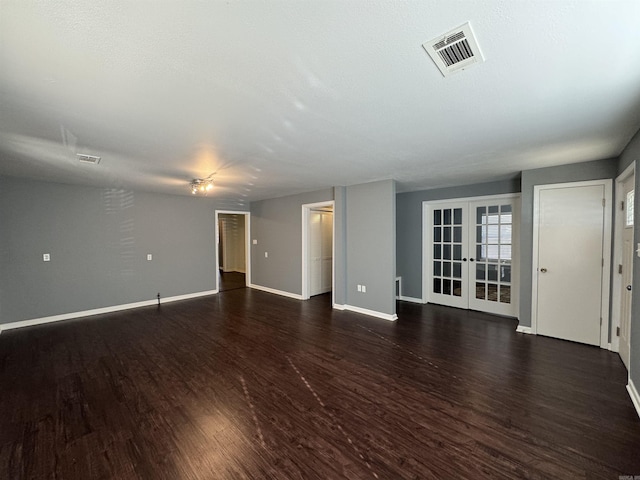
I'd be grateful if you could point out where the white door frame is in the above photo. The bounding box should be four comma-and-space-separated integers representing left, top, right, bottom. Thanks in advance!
421, 193, 521, 306
612, 162, 635, 353
302, 201, 335, 302
530, 180, 612, 348
215, 210, 251, 293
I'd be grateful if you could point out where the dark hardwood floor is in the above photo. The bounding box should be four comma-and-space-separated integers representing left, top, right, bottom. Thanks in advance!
1, 290, 639, 479
219, 271, 246, 292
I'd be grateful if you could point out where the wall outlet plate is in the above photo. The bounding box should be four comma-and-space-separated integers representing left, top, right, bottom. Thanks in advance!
43, 253, 50, 262
147, 254, 152, 261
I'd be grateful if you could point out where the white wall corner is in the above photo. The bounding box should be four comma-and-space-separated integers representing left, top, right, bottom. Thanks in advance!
248, 284, 304, 300
516, 325, 534, 334
628, 379, 640, 419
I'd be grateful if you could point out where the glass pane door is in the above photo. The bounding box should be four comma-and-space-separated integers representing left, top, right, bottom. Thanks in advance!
468, 200, 517, 316
428, 203, 468, 309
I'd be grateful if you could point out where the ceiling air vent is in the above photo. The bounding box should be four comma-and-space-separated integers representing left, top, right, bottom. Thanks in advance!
77, 153, 101, 165
422, 22, 484, 77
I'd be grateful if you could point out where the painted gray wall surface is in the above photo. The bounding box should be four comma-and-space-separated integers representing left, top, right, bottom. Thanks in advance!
334, 186, 347, 306
249, 188, 333, 295
345, 180, 396, 316
518, 159, 618, 329
618, 128, 640, 390
0, 176, 234, 324
396, 179, 520, 300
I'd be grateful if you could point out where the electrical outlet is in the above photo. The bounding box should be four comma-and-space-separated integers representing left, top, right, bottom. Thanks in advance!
43, 253, 50, 262
253, 239, 258, 245
357, 284, 362, 292
147, 254, 153, 261
265, 252, 268, 258
362, 285, 366, 293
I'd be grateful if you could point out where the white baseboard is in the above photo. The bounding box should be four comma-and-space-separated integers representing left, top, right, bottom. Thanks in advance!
0, 289, 218, 332
248, 284, 304, 300
516, 325, 534, 334
397, 295, 423, 304
628, 379, 640, 419
333, 303, 397, 321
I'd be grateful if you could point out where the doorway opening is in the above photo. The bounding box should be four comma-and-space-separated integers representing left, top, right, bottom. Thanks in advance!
613, 162, 635, 369
215, 211, 251, 293
302, 201, 334, 302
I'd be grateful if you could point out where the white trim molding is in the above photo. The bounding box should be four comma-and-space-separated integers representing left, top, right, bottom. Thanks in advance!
397, 296, 424, 304
0, 289, 219, 332
248, 283, 304, 300
333, 303, 398, 321
516, 325, 534, 334
628, 379, 640, 419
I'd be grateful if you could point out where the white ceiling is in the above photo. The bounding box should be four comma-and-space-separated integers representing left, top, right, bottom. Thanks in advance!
2, 1, 640, 204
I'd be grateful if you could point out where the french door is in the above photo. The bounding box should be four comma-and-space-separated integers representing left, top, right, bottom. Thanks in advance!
424, 195, 519, 317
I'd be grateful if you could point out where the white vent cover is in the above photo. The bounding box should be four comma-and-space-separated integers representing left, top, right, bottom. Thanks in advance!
77, 153, 101, 164
423, 22, 484, 77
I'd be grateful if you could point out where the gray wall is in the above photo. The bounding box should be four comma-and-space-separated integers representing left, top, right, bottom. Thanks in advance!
618, 128, 640, 390
249, 188, 334, 295
0, 176, 233, 324
344, 180, 396, 316
518, 158, 618, 328
396, 179, 520, 300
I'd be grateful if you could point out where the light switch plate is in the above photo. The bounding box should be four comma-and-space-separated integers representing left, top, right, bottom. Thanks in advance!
147, 254, 152, 261
253, 239, 258, 245
265, 252, 268, 258
43, 253, 50, 262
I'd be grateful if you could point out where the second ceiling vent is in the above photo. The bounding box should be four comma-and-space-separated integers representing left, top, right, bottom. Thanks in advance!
423, 22, 484, 77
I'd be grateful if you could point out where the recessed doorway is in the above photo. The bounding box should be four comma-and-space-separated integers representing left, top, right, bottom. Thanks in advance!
302, 201, 334, 301
215, 211, 251, 293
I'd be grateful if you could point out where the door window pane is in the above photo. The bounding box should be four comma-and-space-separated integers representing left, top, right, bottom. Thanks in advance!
487, 225, 499, 243
488, 264, 498, 282
453, 244, 462, 260
453, 280, 462, 296
477, 207, 486, 224
627, 190, 634, 226
444, 209, 452, 225
500, 245, 512, 261
444, 226, 451, 242
500, 265, 511, 283
453, 262, 462, 278
500, 285, 511, 304
434, 278, 441, 294
443, 279, 451, 295
500, 225, 512, 243
487, 245, 499, 261
476, 264, 485, 280
443, 244, 451, 260
476, 282, 485, 299
487, 283, 498, 302
434, 244, 441, 259
477, 225, 486, 243
443, 261, 451, 277
433, 261, 441, 276
434, 210, 441, 225
454, 226, 462, 242
454, 208, 462, 225
434, 227, 441, 242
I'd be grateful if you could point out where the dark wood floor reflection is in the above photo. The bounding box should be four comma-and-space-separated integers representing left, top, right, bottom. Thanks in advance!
219, 271, 246, 292
1, 291, 639, 479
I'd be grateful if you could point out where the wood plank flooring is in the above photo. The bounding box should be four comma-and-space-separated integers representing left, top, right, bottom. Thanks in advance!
1, 289, 639, 479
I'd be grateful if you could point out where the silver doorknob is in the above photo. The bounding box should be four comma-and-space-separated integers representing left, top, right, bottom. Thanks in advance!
540, 268, 548, 273
627, 284, 632, 291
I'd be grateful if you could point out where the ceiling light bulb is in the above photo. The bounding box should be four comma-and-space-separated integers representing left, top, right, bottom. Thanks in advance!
206, 183, 213, 191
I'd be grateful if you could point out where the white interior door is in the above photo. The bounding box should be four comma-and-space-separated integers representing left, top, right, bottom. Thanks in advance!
619, 175, 634, 369
427, 202, 469, 309
426, 196, 518, 316
309, 210, 333, 296
468, 199, 519, 316
534, 184, 606, 346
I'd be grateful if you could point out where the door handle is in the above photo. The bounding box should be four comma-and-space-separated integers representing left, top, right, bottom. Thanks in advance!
540, 268, 548, 273
462, 258, 467, 262
627, 284, 632, 291
469, 258, 475, 262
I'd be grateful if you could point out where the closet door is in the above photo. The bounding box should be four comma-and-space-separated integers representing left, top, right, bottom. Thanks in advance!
427, 202, 469, 309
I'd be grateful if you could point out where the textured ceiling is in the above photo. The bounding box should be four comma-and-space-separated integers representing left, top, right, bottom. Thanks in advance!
2, 1, 640, 203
